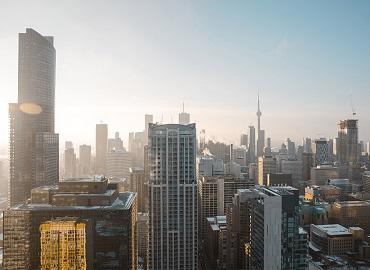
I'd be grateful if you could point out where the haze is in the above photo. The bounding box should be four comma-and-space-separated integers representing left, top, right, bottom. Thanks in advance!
1, 0, 370, 152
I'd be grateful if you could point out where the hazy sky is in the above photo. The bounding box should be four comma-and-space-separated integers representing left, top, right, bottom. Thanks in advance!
1, 0, 370, 153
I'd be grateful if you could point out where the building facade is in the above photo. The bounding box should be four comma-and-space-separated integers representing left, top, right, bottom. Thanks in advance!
148, 123, 198, 270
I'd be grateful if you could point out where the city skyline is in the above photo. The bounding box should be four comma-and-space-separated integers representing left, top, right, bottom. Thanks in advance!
1, 1, 370, 152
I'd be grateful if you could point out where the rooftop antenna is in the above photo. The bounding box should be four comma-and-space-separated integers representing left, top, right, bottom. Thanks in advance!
350, 95, 356, 118
161, 113, 163, 124
182, 102, 185, 113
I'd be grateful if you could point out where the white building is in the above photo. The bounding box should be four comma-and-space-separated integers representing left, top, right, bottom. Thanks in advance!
106, 149, 133, 179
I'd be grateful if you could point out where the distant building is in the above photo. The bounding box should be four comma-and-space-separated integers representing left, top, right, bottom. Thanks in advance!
281, 160, 303, 182
267, 173, 293, 186
336, 119, 358, 164
179, 109, 190, 125
106, 149, 133, 180
248, 126, 256, 163
310, 224, 354, 256
240, 133, 248, 147
79, 144, 91, 177
330, 201, 370, 235
302, 152, 314, 181
95, 123, 108, 174
108, 131, 124, 152
129, 167, 147, 213
286, 138, 296, 160
258, 155, 277, 186
304, 185, 341, 202
3, 178, 137, 269
315, 138, 329, 165
64, 142, 76, 178
310, 165, 339, 185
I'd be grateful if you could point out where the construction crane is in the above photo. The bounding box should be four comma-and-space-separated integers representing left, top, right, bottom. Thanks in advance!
350, 95, 357, 118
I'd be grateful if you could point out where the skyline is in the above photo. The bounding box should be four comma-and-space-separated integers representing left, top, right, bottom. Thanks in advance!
2, 1, 370, 152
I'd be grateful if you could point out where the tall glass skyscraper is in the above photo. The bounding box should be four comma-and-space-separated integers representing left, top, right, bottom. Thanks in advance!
9, 28, 58, 206
148, 123, 198, 270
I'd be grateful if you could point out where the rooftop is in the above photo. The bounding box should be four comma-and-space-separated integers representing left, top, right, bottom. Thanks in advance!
313, 224, 352, 237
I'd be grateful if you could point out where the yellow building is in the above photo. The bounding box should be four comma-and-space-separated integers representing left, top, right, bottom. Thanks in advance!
39, 218, 88, 270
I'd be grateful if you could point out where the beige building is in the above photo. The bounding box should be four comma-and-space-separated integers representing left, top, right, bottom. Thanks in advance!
310, 224, 354, 256
258, 155, 277, 186
310, 165, 339, 185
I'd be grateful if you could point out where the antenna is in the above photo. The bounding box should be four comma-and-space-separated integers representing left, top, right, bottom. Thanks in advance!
161, 113, 163, 124
182, 102, 185, 113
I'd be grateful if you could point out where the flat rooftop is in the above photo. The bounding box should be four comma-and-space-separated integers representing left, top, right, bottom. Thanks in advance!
12, 192, 136, 211
334, 201, 370, 207
313, 224, 351, 237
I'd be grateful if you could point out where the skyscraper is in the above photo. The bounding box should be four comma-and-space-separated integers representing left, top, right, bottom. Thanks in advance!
248, 125, 256, 163
64, 142, 76, 178
79, 144, 92, 176
336, 119, 358, 164
314, 138, 329, 165
179, 102, 190, 125
95, 123, 108, 174
148, 123, 198, 270
9, 28, 58, 206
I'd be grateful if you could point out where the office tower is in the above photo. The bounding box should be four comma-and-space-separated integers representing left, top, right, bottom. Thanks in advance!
258, 155, 277, 186
108, 131, 124, 152
204, 216, 228, 269
310, 165, 339, 185
226, 189, 259, 270
207, 140, 229, 162
302, 152, 314, 181
296, 145, 304, 161
198, 156, 224, 177
328, 139, 334, 162
148, 123, 197, 270
267, 173, 293, 186
9, 28, 58, 207
286, 138, 296, 160
95, 123, 108, 174
257, 130, 265, 158
198, 176, 224, 240
64, 141, 76, 178
79, 144, 92, 176
106, 149, 133, 179
39, 217, 92, 269
336, 119, 358, 164
179, 103, 190, 125
248, 125, 256, 163
303, 138, 312, 153
281, 160, 303, 182
223, 175, 254, 212
138, 213, 149, 270
315, 138, 329, 165
240, 133, 248, 146
130, 167, 148, 213
249, 186, 302, 270
233, 147, 247, 167
330, 201, 370, 235
363, 174, 370, 193
367, 142, 370, 155
3, 178, 137, 269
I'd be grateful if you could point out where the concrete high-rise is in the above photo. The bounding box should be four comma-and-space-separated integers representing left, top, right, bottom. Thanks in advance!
148, 123, 198, 270
258, 155, 277, 186
79, 144, 92, 177
95, 123, 108, 174
64, 142, 77, 178
248, 125, 256, 163
9, 28, 58, 206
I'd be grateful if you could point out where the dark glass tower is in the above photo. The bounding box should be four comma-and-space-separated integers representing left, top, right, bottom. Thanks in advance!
9, 28, 58, 206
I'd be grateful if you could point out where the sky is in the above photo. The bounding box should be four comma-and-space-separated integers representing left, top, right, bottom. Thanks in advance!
1, 0, 370, 154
